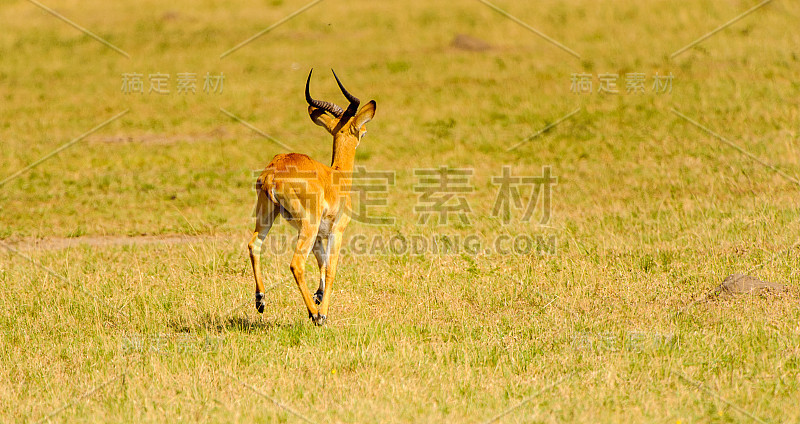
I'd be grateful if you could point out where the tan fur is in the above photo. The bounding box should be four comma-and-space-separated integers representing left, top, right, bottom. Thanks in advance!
248, 75, 376, 326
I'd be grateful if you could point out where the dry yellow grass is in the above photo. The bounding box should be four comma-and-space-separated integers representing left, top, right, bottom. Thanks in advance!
1, 0, 799, 422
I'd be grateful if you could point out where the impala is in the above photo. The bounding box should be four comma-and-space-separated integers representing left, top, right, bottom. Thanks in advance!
248, 69, 376, 326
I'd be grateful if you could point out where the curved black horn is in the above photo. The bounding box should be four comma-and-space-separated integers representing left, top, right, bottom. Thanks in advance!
331, 69, 360, 108
305, 69, 343, 117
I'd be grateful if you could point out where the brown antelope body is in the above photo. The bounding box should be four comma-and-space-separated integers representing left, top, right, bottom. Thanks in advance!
248, 69, 376, 326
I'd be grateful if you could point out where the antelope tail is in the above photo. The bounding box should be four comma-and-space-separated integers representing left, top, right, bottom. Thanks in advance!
256, 170, 279, 204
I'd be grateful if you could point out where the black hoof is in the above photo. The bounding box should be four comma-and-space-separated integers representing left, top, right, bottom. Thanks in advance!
312, 314, 327, 326
255, 292, 265, 314
313, 290, 324, 305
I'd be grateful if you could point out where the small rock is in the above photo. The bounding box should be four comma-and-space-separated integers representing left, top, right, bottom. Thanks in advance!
713, 273, 786, 297
161, 11, 180, 21
450, 34, 492, 52
208, 126, 228, 137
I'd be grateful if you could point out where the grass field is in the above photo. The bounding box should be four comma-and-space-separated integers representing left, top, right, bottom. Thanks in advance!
1, 0, 799, 422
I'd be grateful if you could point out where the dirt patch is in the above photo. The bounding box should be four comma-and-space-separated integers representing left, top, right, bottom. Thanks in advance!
5, 233, 239, 252
90, 127, 229, 145
713, 273, 787, 297
161, 10, 180, 21
450, 34, 493, 52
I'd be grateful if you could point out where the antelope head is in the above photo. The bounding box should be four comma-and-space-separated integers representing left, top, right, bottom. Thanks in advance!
305, 69, 376, 166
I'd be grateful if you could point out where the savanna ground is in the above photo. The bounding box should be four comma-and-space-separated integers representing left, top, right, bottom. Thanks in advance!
1, 0, 799, 422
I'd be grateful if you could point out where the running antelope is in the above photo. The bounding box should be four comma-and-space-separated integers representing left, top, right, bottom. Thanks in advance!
248, 69, 376, 326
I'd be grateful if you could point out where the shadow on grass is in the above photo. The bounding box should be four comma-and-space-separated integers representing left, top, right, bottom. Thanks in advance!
169, 314, 300, 334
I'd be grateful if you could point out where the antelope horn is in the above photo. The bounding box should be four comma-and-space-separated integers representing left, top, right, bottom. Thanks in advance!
305, 69, 343, 117
331, 69, 360, 109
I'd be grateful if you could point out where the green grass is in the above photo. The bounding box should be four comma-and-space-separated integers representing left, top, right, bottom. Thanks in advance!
2, 0, 799, 422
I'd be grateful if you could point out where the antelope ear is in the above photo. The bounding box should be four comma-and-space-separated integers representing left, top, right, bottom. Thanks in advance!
308, 106, 336, 132
353, 100, 376, 129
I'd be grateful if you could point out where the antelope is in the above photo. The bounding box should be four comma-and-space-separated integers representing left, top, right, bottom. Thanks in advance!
248, 69, 376, 326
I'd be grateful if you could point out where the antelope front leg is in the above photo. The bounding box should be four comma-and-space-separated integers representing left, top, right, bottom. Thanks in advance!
318, 230, 344, 320
290, 225, 323, 324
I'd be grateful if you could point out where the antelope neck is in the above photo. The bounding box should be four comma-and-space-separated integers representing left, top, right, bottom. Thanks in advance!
330, 137, 357, 173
